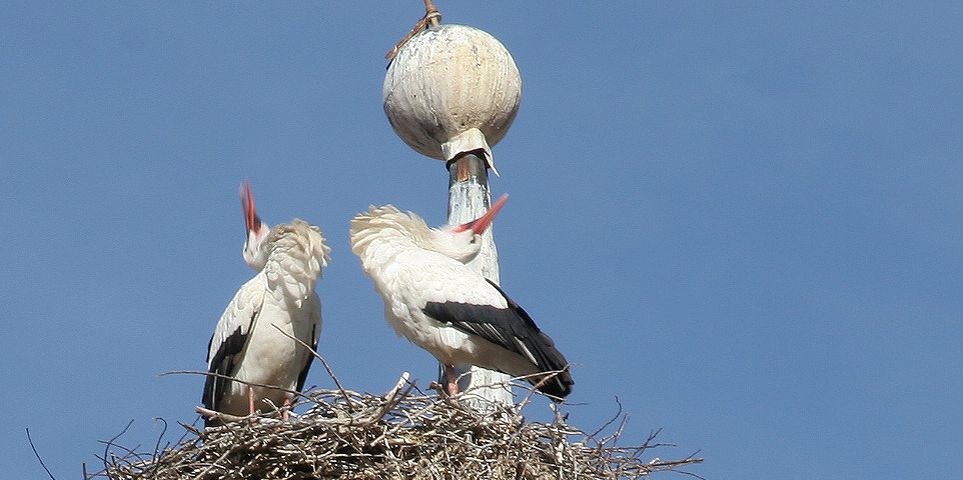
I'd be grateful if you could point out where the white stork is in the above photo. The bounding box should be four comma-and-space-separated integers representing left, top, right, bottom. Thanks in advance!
350, 194, 574, 400
202, 182, 331, 425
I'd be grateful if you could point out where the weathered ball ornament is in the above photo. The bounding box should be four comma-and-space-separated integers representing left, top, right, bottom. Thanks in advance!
383, 24, 521, 174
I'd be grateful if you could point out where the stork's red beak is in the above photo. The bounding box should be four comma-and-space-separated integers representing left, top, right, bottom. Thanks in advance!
239, 180, 262, 232
453, 194, 509, 234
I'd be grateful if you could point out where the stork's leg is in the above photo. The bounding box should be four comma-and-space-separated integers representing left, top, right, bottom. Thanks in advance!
247, 387, 256, 416
444, 364, 459, 396
281, 395, 293, 421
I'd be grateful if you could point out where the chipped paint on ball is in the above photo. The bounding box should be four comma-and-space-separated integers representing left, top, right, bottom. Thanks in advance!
383, 24, 522, 168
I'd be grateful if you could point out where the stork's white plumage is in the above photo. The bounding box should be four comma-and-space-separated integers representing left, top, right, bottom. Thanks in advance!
350, 195, 573, 400
202, 183, 331, 425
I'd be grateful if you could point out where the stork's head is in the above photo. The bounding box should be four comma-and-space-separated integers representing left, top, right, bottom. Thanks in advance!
429, 194, 509, 263
240, 180, 270, 271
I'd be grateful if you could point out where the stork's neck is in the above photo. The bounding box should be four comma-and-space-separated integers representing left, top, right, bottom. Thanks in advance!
263, 220, 331, 304
350, 209, 482, 265
350, 207, 426, 262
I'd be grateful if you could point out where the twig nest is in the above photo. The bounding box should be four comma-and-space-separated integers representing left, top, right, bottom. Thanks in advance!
383, 24, 521, 174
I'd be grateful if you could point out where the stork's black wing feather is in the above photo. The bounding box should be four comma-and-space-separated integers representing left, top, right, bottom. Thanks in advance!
422, 279, 574, 399
201, 326, 248, 417
295, 323, 319, 393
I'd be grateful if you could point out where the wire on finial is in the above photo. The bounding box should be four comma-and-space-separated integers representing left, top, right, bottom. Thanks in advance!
424, 0, 441, 27
385, 0, 443, 60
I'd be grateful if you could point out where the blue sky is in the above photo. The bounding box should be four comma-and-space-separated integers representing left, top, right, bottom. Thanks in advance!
3, 2, 961, 478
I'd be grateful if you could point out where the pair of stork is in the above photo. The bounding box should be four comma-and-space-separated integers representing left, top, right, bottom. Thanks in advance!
201, 182, 574, 426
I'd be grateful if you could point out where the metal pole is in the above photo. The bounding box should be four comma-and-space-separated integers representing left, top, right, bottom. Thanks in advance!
442, 152, 513, 406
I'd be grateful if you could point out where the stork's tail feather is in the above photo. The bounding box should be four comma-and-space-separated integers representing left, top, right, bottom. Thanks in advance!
485, 280, 574, 400
529, 364, 574, 401
524, 330, 574, 400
